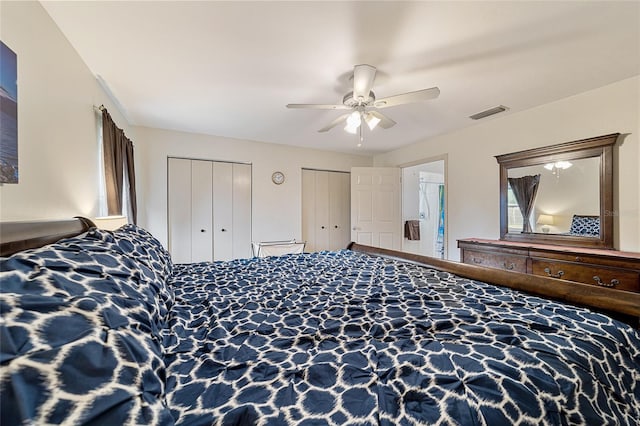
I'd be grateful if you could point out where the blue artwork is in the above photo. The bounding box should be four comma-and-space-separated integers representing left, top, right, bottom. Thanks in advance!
1, 41, 18, 183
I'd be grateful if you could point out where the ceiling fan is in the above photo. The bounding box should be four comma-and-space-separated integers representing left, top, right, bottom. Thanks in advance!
286, 64, 440, 138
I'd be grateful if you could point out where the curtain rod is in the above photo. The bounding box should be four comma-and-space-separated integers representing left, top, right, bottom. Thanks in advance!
93, 104, 106, 113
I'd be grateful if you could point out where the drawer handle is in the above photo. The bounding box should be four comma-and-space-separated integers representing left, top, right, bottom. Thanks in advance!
502, 262, 515, 270
472, 257, 482, 264
544, 267, 564, 279
593, 276, 619, 288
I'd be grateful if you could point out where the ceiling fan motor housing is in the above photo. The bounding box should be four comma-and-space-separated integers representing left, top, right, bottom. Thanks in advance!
343, 90, 376, 107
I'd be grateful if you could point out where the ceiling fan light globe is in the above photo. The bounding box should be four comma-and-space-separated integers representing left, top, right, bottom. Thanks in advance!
365, 114, 381, 130
344, 123, 358, 134
346, 111, 361, 127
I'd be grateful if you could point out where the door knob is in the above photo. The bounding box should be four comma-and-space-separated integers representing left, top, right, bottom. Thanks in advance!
200, 229, 206, 233
321, 226, 325, 229
221, 228, 227, 232
334, 225, 338, 229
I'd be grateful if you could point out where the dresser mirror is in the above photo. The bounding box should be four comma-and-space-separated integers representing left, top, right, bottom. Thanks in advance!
496, 133, 618, 249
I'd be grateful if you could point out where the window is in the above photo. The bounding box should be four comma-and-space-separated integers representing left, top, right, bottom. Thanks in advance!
507, 184, 523, 231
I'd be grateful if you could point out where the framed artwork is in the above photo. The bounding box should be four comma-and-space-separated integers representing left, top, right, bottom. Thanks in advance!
1, 41, 18, 184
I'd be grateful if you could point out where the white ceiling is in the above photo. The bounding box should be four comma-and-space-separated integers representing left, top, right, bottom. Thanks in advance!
41, 1, 640, 155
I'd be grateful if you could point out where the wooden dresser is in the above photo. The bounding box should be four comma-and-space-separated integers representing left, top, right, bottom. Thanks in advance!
458, 239, 640, 293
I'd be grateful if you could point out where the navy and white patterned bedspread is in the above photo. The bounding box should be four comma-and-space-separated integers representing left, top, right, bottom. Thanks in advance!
165, 251, 640, 425
2, 225, 640, 425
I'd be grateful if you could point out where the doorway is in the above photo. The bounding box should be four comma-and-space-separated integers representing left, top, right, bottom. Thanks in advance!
401, 159, 446, 258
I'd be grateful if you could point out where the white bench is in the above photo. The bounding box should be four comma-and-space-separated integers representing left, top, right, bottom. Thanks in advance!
251, 240, 306, 258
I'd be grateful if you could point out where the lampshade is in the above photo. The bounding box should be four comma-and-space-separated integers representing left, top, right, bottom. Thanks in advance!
93, 216, 128, 230
537, 214, 555, 225
364, 113, 381, 130
344, 111, 360, 134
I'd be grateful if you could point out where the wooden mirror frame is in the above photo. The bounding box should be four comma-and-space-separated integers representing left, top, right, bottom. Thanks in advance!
496, 133, 618, 249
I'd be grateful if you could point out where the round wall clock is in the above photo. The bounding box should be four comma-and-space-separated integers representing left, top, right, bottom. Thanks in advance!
271, 171, 285, 185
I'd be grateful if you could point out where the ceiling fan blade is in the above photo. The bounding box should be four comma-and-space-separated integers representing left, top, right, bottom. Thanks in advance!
374, 87, 440, 108
353, 64, 377, 101
286, 103, 349, 110
318, 113, 351, 133
368, 111, 396, 129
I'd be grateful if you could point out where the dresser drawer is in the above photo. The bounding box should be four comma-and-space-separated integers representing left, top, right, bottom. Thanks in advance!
531, 259, 640, 292
463, 250, 527, 273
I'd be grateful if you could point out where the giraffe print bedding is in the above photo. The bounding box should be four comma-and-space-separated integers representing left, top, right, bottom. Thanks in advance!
1, 225, 639, 425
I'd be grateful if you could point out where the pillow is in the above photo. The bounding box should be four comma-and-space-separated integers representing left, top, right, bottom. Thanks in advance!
569, 215, 600, 236
91, 225, 175, 313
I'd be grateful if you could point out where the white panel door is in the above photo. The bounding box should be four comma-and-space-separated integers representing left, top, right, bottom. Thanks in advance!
301, 169, 317, 252
351, 167, 402, 250
213, 162, 234, 261
191, 160, 213, 262
232, 163, 252, 259
168, 158, 192, 263
314, 171, 330, 251
329, 171, 351, 250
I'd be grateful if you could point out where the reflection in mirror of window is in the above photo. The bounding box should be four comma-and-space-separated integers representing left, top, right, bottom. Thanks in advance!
507, 184, 524, 232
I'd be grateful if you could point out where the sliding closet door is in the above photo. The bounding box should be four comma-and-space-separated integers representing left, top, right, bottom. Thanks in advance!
302, 169, 350, 252
191, 160, 213, 262
213, 162, 234, 261
329, 171, 350, 250
301, 170, 317, 252
314, 171, 331, 251
168, 158, 252, 263
168, 158, 192, 263
232, 163, 252, 259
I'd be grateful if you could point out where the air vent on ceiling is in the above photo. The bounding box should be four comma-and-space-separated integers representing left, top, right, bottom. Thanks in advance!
469, 105, 508, 120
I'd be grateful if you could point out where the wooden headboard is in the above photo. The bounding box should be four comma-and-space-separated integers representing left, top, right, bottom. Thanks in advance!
0, 217, 95, 256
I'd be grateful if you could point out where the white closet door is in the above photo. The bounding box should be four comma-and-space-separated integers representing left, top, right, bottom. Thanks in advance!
302, 169, 351, 252
232, 163, 252, 259
315, 171, 330, 251
168, 158, 192, 263
213, 162, 233, 261
301, 169, 317, 252
191, 160, 213, 262
329, 171, 351, 250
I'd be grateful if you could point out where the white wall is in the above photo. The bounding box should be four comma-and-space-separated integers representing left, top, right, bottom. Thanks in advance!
0, 1, 132, 221
134, 126, 372, 248
375, 76, 640, 257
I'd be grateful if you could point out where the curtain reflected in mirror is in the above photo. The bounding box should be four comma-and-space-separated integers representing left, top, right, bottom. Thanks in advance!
507, 174, 540, 233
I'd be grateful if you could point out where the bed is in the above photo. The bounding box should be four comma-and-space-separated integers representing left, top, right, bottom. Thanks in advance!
1, 219, 639, 425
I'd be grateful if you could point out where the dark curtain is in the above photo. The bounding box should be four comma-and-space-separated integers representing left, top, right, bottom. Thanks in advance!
507, 174, 540, 233
124, 139, 137, 223
102, 109, 137, 224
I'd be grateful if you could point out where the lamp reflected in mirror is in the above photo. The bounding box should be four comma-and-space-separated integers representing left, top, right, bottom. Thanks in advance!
537, 214, 555, 233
